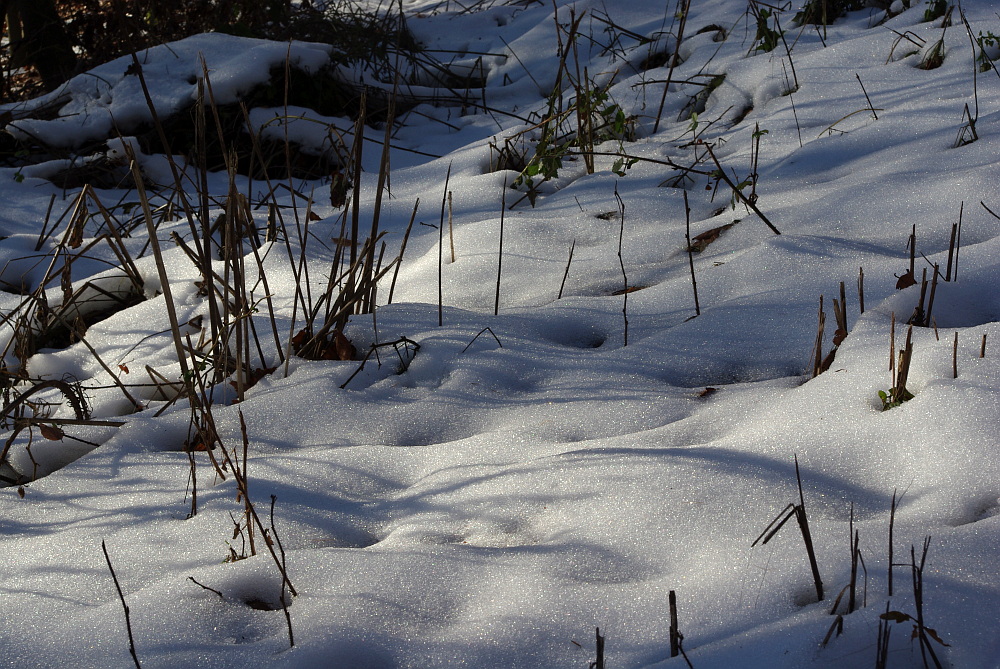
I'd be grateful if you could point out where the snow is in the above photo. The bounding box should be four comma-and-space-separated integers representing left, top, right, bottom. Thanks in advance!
1, 0, 999, 667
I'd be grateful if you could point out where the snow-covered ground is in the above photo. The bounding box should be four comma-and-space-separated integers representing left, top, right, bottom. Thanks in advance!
1, 0, 999, 667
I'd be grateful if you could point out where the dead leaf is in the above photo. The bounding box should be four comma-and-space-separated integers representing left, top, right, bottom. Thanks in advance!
832, 328, 848, 347
880, 610, 913, 623
697, 387, 717, 398
688, 221, 738, 252
38, 424, 64, 441
229, 366, 277, 398
895, 271, 917, 290
17, 486, 25, 498
118, 364, 130, 374
611, 285, 646, 296
333, 330, 356, 361
924, 626, 950, 646
291, 329, 310, 352
329, 171, 350, 208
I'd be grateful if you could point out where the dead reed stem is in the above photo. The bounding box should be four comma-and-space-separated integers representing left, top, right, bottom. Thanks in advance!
592, 627, 605, 669
812, 295, 825, 378
795, 455, 825, 602
911, 538, 944, 669
752, 456, 824, 603
945, 205, 960, 280
494, 179, 506, 315
669, 590, 680, 658
925, 264, 939, 326
387, 199, 420, 305
888, 489, 899, 596
890, 312, 896, 383
126, 147, 195, 403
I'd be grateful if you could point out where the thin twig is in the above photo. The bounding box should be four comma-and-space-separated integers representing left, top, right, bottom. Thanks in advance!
558, 240, 576, 300
102, 540, 142, 669
701, 142, 781, 234
683, 191, 700, 316
438, 164, 452, 327
615, 186, 629, 346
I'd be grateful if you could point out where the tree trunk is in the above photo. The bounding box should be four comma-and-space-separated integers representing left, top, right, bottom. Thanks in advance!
10, 0, 76, 89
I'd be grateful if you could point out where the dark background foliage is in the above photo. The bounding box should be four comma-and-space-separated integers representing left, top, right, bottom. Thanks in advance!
1, 0, 296, 101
